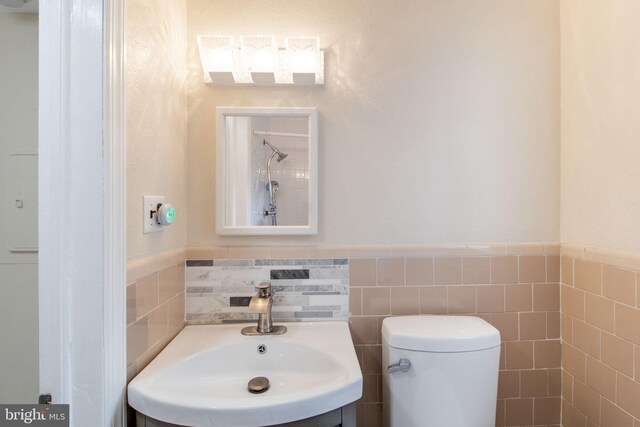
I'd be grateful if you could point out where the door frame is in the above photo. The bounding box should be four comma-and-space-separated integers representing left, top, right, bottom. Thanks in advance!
39, 0, 126, 426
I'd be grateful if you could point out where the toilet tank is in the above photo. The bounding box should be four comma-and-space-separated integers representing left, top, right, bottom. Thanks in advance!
382, 316, 501, 427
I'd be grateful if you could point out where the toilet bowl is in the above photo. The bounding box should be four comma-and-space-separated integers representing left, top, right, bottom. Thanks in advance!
382, 315, 500, 427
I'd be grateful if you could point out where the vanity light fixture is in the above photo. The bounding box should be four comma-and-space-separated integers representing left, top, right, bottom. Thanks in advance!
197, 35, 325, 86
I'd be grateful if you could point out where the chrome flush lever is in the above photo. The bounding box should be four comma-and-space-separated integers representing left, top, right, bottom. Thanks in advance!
387, 358, 412, 373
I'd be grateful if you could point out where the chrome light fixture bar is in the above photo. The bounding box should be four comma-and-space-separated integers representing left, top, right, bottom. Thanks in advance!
197, 35, 324, 86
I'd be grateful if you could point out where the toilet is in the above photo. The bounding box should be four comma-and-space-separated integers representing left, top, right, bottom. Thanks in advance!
382, 315, 500, 427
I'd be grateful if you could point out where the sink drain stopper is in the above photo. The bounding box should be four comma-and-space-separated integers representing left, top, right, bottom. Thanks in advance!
248, 376, 270, 394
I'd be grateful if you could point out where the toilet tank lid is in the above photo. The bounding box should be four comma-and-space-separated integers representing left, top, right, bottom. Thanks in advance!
382, 315, 501, 352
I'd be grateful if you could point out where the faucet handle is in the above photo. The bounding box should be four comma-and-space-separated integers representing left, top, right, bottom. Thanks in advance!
256, 281, 274, 297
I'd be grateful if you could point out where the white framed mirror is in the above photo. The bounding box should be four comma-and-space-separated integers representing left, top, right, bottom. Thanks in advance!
216, 107, 318, 235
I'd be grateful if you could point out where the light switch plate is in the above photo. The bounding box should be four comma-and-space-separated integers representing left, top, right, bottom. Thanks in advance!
143, 195, 165, 234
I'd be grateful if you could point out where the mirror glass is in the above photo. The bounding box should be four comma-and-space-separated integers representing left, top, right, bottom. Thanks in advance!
216, 107, 318, 235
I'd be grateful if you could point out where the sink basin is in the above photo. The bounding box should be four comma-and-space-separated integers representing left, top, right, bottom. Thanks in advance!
128, 322, 363, 427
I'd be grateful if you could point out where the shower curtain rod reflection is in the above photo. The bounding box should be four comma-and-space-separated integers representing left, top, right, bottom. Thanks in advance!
253, 130, 309, 138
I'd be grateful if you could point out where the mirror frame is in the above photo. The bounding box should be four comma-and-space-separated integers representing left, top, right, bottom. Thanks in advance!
215, 107, 318, 235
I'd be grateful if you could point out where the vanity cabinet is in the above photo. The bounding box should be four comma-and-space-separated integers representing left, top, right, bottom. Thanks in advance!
135, 402, 355, 427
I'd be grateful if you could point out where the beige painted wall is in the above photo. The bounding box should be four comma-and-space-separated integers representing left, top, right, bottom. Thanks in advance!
0, 13, 39, 403
560, 0, 640, 253
187, 0, 560, 246
127, 0, 188, 260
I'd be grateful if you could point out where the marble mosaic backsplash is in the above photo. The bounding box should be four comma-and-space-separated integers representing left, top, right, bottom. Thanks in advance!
186, 258, 349, 324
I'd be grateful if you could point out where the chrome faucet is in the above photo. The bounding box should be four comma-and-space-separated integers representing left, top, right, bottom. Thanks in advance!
250, 282, 275, 332
241, 282, 287, 336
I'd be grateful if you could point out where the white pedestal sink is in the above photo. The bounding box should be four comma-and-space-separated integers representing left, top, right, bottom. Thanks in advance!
128, 322, 363, 427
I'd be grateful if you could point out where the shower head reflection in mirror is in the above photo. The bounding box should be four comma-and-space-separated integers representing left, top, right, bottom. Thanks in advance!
263, 139, 289, 225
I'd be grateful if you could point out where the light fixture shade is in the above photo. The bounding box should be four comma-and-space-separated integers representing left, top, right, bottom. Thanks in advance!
286, 37, 320, 75
241, 36, 277, 84
286, 37, 320, 84
197, 36, 236, 83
